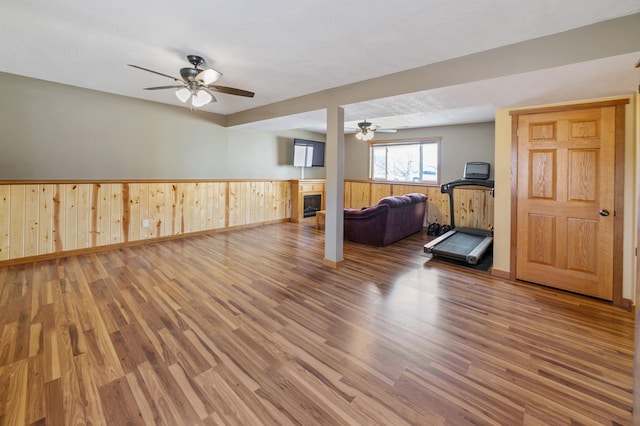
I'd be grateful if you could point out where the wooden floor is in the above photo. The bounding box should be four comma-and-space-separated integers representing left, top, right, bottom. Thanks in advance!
0, 222, 634, 425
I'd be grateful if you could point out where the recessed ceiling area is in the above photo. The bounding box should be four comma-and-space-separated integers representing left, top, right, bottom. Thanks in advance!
1, 1, 639, 133
344, 52, 640, 129
234, 52, 640, 133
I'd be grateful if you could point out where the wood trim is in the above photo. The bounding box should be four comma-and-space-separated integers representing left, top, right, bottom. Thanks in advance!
368, 136, 442, 145
621, 298, 634, 313
508, 98, 630, 116
0, 178, 293, 185
224, 182, 230, 228
491, 269, 511, 280
509, 114, 519, 281
612, 103, 626, 306
510, 101, 627, 306
634, 91, 640, 425
322, 258, 345, 268
345, 179, 438, 188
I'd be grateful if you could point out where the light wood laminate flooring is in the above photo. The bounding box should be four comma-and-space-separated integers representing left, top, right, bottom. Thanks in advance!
0, 223, 634, 425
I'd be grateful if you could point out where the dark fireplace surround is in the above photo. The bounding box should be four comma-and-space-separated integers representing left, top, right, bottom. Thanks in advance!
303, 194, 322, 218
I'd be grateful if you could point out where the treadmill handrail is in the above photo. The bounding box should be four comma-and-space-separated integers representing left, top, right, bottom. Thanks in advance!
440, 178, 495, 194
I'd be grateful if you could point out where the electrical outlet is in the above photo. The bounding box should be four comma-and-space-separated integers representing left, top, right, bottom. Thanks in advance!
142, 219, 149, 228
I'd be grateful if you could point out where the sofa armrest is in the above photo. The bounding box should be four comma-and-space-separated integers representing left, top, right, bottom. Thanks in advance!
344, 204, 390, 246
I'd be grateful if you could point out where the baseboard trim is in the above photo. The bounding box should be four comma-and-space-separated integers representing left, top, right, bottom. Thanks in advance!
323, 258, 345, 268
491, 269, 511, 280
622, 298, 634, 313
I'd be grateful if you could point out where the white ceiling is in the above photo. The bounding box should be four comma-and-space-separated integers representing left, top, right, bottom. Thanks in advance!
1, 1, 639, 133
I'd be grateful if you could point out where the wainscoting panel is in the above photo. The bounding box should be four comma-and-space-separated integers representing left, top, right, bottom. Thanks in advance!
0, 180, 290, 263
1, 179, 491, 264
344, 181, 371, 209
370, 183, 392, 205
228, 181, 290, 227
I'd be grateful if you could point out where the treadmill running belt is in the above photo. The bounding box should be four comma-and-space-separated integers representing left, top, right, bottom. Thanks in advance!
432, 232, 486, 255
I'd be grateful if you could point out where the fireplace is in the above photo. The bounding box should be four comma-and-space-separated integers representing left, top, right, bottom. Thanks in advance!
290, 180, 325, 223
303, 194, 322, 218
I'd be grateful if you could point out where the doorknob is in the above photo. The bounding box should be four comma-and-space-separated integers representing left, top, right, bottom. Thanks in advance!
599, 209, 610, 217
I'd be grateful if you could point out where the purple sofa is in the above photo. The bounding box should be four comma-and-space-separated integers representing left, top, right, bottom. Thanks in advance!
344, 193, 427, 246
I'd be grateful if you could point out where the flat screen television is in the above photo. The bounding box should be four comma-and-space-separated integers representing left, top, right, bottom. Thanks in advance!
293, 138, 325, 167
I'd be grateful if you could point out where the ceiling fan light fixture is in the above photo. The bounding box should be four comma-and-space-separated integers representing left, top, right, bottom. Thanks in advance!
175, 87, 191, 103
191, 90, 212, 107
356, 130, 374, 141
197, 68, 222, 85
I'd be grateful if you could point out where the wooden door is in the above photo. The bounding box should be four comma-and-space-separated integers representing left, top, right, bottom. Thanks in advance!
516, 107, 615, 300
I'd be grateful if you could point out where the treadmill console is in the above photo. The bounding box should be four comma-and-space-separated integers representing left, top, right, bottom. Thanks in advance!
463, 162, 490, 180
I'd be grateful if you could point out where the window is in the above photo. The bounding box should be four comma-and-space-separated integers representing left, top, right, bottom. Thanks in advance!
370, 138, 440, 183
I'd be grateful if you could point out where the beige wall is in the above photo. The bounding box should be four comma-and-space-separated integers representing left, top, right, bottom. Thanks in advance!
494, 95, 638, 301
493, 110, 513, 276
0, 72, 325, 180
344, 122, 495, 183
1, 71, 492, 184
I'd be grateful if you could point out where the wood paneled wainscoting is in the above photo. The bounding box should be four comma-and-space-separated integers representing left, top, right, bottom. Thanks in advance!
0, 179, 493, 265
344, 180, 494, 230
0, 180, 291, 265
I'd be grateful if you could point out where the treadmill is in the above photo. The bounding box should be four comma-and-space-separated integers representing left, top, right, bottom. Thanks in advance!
424, 162, 494, 265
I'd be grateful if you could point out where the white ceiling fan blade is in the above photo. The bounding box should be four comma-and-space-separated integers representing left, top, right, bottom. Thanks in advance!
196, 68, 222, 85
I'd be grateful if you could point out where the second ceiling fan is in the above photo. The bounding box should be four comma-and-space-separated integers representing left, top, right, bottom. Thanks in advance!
128, 55, 254, 109
354, 120, 397, 141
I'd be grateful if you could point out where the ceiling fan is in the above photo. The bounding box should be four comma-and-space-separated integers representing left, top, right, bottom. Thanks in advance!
354, 120, 397, 141
128, 55, 254, 109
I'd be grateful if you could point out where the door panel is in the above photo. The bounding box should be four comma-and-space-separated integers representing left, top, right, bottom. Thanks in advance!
529, 150, 556, 199
516, 107, 615, 300
527, 214, 556, 265
567, 149, 597, 201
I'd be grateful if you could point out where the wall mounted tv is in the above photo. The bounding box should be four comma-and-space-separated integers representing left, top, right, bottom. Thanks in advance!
292, 138, 325, 167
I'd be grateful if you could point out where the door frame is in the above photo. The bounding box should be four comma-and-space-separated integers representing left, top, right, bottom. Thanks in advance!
509, 99, 629, 308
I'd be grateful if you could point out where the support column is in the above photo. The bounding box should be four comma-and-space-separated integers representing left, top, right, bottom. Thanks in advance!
323, 106, 345, 267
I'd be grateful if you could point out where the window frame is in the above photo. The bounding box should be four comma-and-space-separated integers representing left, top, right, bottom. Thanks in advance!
368, 137, 442, 184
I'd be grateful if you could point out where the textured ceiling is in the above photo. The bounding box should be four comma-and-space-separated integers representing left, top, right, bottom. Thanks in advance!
1, 1, 639, 132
